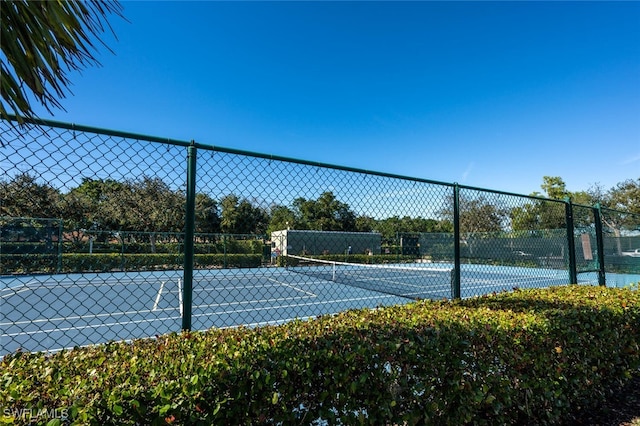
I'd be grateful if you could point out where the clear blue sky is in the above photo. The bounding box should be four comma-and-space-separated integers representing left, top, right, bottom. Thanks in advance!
30, 1, 640, 196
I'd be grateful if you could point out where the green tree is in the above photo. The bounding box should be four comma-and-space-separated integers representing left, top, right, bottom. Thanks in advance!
0, 173, 62, 245
458, 198, 507, 234
220, 194, 240, 234
292, 191, 356, 231
591, 178, 640, 254
439, 193, 508, 256
195, 193, 220, 235
267, 205, 296, 235
511, 176, 569, 232
606, 178, 640, 214
220, 194, 268, 235
236, 199, 269, 235
93, 177, 184, 251
539, 176, 569, 200
374, 216, 403, 244
511, 176, 640, 256
510, 200, 567, 232
439, 194, 507, 235
0, 172, 61, 218
355, 215, 376, 233
374, 215, 453, 245
1, 0, 125, 121
58, 190, 95, 244
62, 177, 123, 230
126, 177, 185, 233
459, 197, 508, 256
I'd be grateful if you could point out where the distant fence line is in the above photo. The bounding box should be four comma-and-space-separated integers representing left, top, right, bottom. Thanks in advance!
1, 115, 639, 355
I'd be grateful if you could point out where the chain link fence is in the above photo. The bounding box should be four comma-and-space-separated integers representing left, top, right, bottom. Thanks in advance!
1, 116, 639, 356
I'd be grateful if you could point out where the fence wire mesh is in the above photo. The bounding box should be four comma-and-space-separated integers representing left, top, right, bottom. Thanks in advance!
1, 117, 639, 356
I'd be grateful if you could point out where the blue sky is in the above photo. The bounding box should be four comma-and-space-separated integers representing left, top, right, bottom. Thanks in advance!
27, 1, 640, 196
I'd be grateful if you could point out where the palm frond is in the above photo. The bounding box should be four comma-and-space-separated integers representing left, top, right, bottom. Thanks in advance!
0, 0, 125, 123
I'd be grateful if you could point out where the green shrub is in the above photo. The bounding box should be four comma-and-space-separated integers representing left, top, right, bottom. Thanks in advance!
61, 239, 265, 256
0, 254, 59, 274
0, 242, 56, 255
1, 285, 638, 425
0, 253, 262, 274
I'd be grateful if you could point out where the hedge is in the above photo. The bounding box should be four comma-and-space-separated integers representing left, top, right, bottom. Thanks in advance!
1, 285, 638, 425
2, 239, 265, 256
0, 253, 262, 274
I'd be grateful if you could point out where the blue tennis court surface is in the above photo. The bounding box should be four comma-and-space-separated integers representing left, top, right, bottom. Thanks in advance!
0, 263, 613, 356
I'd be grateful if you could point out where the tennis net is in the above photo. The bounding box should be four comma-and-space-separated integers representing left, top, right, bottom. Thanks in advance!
285, 255, 454, 300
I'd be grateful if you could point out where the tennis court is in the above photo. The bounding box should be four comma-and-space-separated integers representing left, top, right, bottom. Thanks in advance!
3, 114, 638, 359
1, 261, 583, 356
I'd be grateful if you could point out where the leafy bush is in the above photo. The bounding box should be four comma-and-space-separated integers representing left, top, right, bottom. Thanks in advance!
1, 285, 638, 425
64, 239, 265, 255
0, 253, 262, 274
0, 242, 57, 255
0, 254, 59, 274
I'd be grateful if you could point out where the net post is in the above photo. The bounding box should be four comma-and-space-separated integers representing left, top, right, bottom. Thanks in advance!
182, 141, 197, 331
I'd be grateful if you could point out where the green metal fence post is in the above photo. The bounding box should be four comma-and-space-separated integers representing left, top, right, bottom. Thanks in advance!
182, 141, 197, 331
223, 235, 227, 268
56, 219, 63, 274
452, 184, 461, 299
593, 203, 606, 286
119, 233, 125, 271
565, 197, 578, 284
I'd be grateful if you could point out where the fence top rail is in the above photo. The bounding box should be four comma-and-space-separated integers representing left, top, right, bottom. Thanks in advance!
4, 114, 192, 148
0, 114, 588, 207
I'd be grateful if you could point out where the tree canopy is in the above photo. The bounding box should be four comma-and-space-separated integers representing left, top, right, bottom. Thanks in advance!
292, 191, 356, 232
1, 173, 637, 243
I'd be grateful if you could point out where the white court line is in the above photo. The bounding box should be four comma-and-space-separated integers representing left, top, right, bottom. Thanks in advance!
1, 306, 171, 327
463, 268, 568, 278
2, 271, 451, 339
184, 283, 302, 292
0, 279, 38, 295
190, 294, 400, 319
1, 290, 320, 328
1, 286, 34, 296
153, 281, 166, 311
1, 273, 304, 295
192, 294, 317, 310
463, 274, 568, 288
174, 277, 333, 293
457, 277, 570, 296
1, 275, 180, 289
0, 277, 180, 305
3, 275, 554, 330
1, 277, 329, 328
266, 277, 317, 297
2, 313, 181, 338
2, 294, 399, 339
